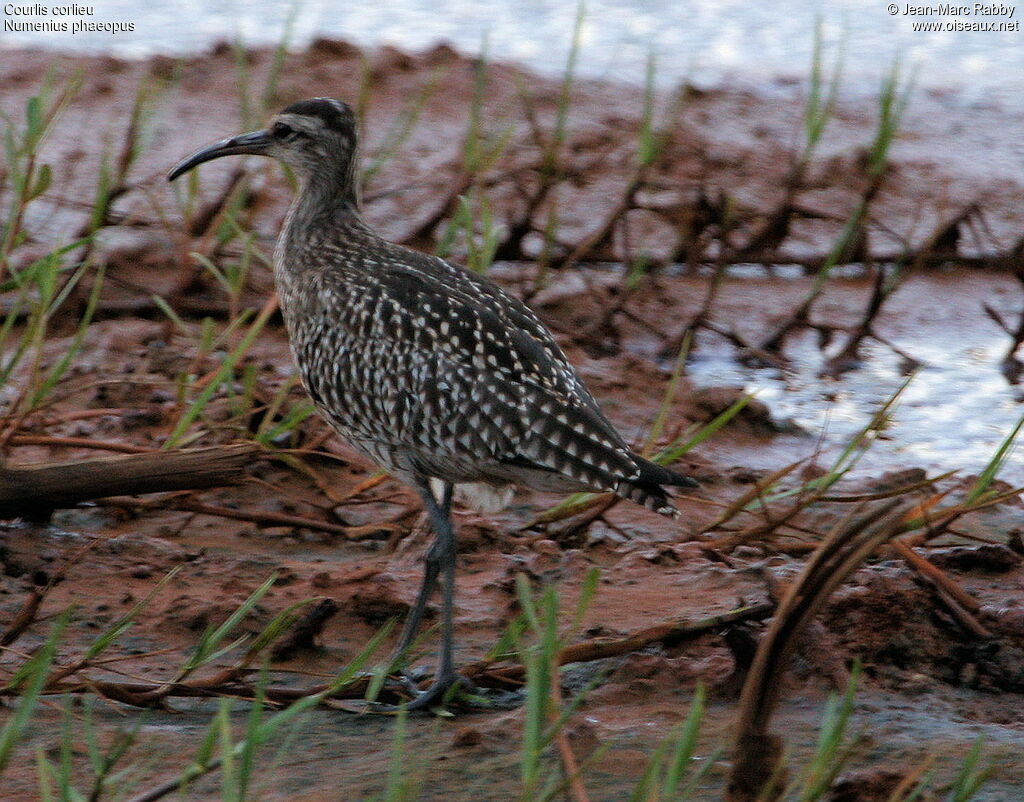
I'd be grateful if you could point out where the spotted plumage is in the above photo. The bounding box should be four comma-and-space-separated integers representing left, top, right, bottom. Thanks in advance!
168, 97, 696, 709
278, 213, 691, 515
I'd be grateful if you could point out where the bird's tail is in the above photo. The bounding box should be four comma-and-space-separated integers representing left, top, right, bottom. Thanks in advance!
615, 458, 698, 518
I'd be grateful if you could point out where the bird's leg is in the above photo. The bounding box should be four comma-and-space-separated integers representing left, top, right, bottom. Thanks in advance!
390, 482, 453, 662
395, 479, 470, 710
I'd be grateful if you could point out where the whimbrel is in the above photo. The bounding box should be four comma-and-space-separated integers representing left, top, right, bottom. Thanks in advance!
168, 98, 696, 709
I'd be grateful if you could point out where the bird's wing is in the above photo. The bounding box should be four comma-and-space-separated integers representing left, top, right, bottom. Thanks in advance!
359, 260, 648, 491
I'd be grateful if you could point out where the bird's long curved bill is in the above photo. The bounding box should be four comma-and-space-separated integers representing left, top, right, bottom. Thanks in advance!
167, 129, 273, 181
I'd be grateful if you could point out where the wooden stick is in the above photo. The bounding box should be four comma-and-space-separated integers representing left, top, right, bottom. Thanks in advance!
0, 443, 261, 517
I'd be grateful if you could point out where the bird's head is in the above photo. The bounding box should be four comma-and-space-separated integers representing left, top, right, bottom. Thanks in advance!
168, 97, 359, 188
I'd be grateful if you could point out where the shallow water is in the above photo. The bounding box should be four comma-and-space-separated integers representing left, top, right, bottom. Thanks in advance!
689, 333, 1024, 481
671, 269, 1024, 485
1, 0, 1022, 105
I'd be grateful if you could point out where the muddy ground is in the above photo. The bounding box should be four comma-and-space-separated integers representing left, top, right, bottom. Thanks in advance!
1, 40, 1024, 800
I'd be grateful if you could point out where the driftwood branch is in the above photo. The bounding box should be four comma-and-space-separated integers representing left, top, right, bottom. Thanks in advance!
0, 443, 262, 517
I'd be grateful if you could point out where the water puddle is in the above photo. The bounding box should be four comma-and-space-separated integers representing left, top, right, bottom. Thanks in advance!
673, 270, 1023, 484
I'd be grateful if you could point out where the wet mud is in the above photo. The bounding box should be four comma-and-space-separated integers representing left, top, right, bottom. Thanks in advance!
0, 39, 1023, 800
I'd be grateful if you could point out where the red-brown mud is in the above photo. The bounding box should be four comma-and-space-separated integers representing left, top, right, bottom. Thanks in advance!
1, 40, 1023, 800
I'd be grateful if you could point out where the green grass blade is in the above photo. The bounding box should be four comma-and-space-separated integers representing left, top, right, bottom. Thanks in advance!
85, 565, 182, 660
382, 707, 409, 801
164, 298, 276, 448
656, 393, 753, 467
643, 331, 692, 457
36, 747, 55, 802
218, 698, 239, 801
29, 262, 105, 409
948, 737, 991, 802
0, 611, 70, 774
183, 574, 277, 673
235, 667, 266, 801
662, 682, 706, 796
965, 413, 1024, 504
570, 567, 600, 633
261, 0, 300, 113
798, 662, 861, 800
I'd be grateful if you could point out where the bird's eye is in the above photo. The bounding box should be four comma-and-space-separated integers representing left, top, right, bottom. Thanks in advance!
272, 122, 304, 141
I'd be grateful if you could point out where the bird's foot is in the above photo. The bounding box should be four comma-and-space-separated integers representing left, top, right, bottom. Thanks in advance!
344, 668, 520, 714
370, 668, 524, 713
369, 669, 475, 713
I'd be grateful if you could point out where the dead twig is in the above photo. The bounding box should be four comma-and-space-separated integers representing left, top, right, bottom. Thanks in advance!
0, 443, 261, 518
97, 496, 395, 541
462, 602, 775, 686
983, 270, 1024, 383
889, 538, 992, 638
0, 535, 104, 646
819, 262, 918, 379
126, 760, 224, 802
889, 539, 981, 613
0, 586, 45, 646
550, 666, 591, 802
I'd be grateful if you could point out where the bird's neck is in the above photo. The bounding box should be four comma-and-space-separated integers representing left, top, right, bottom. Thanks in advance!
294, 157, 360, 220
275, 166, 376, 286
285, 163, 371, 237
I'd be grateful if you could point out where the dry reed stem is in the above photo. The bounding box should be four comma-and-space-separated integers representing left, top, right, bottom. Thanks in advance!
727, 499, 909, 802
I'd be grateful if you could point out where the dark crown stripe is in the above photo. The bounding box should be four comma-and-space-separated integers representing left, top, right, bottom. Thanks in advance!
280, 98, 353, 133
